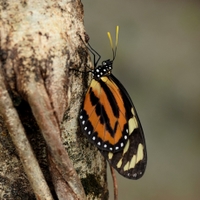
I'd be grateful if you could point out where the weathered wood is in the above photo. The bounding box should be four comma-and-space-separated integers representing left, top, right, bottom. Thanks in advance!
0, 0, 108, 199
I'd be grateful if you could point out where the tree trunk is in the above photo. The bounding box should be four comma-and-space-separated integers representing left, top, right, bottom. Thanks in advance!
0, 0, 108, 199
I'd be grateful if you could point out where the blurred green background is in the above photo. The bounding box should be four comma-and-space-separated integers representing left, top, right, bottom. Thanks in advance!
82, 0, 200, 199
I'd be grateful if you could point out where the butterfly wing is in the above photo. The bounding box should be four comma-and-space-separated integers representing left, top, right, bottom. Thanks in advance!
100, 74, 147, 179
79, 74, 147, 179
79, 75, 130, 152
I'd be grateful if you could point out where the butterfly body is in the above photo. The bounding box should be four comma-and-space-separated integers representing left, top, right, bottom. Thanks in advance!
79, 26, 147, 179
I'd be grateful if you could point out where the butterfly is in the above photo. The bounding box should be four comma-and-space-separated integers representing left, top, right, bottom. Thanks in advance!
79, 26, 147, 179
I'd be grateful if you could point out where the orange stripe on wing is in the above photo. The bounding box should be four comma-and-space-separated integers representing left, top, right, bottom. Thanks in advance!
90, 78, 128, 145
103, 124, 123, 145
83, 80, 98, 117
101, 77, 127, 142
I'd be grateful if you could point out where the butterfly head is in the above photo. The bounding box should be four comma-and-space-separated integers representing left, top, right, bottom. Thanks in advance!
93, 59, 113, 80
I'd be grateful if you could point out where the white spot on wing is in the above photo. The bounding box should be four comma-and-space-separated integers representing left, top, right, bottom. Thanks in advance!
133, 173, 137, 177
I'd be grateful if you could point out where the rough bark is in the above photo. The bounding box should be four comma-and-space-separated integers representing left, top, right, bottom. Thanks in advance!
0, 0, 108, 199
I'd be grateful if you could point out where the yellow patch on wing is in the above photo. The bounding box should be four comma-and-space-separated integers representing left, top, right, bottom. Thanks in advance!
122, 139, 130, 155
136, 143, 144, 163
123, 160, 130, 171
108, 152, 113, 160
117, 158, 123, 168
116, 140, 130, 169
128, 108, 138, 134
123, 143, 144, 171
129, 155, 137, 169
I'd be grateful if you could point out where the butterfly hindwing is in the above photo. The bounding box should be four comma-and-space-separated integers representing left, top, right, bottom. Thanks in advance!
101, 127, 147, 179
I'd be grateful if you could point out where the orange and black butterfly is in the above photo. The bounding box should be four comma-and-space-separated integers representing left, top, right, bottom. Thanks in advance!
79, 26, 147, 179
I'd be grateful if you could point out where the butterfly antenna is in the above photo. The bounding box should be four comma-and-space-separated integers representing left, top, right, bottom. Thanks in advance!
107, 26, 119, 61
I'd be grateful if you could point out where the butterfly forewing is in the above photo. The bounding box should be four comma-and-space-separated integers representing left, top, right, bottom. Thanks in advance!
79, 76, 130, 152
